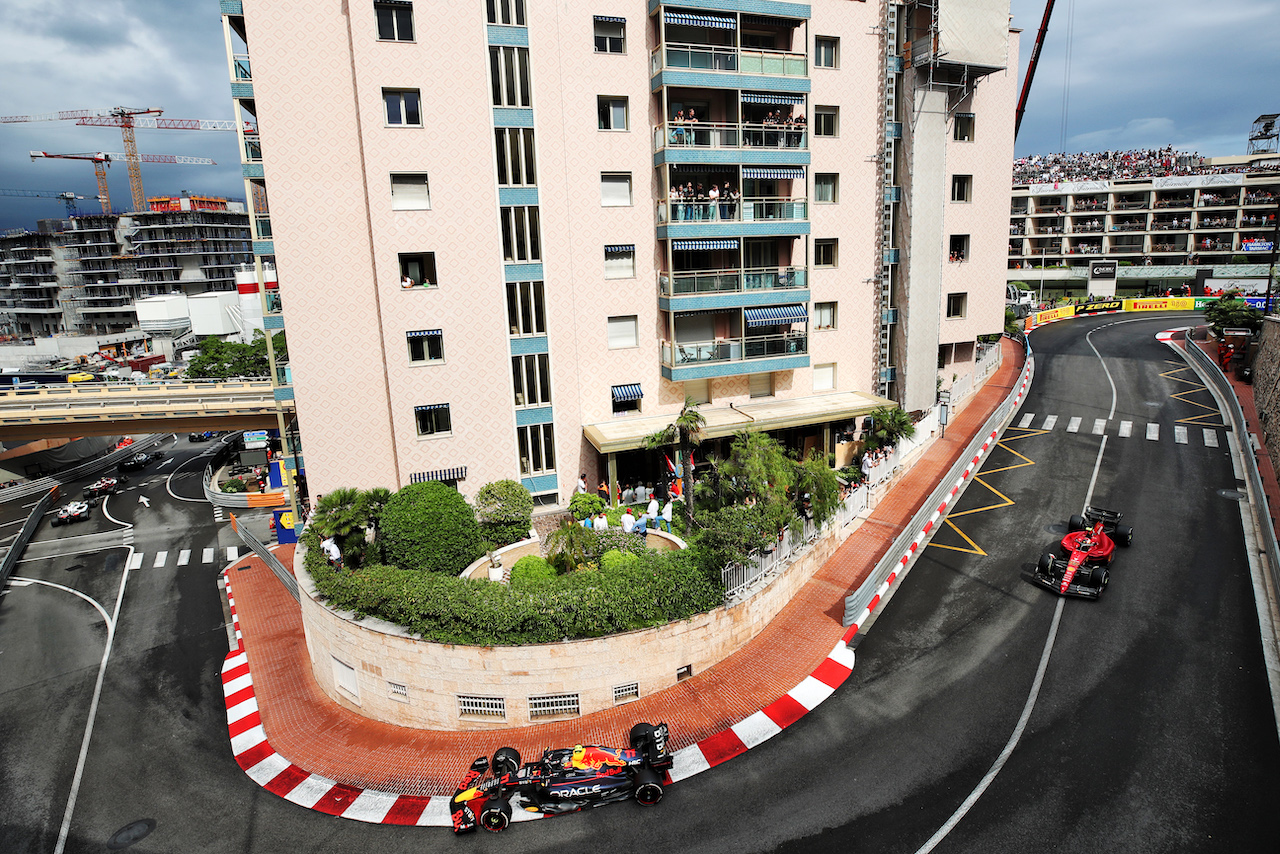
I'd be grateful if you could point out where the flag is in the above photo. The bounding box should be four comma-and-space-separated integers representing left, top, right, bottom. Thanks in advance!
665, 454, 676, 475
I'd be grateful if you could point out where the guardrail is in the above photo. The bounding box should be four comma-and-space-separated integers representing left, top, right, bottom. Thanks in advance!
229, 511, 298, 601
0, 486, 58, 589
844, 335, 1034, 625
0, 381, 279, 430
0, 433, 167, 504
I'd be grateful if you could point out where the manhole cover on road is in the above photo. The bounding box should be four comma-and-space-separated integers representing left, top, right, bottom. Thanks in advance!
107, 819, 156, 850
1217, 489, 1247, 501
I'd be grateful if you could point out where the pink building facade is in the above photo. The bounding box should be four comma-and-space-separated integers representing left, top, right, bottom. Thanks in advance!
221, 0, 1016, 506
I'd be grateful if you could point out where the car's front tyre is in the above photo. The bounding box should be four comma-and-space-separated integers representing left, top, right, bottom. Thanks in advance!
479, 797, 511, 832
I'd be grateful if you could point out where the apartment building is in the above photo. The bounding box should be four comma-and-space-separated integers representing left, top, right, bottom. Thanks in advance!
221, 0, 1017, 506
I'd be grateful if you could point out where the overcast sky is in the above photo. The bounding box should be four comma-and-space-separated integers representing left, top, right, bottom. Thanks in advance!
0, 0, 1276, 231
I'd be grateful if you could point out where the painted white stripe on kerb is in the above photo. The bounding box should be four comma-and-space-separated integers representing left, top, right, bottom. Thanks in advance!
827, 640, 856, 670
152, 551, 167, 567
227, 546, 239, 562
126, 553, 144, 570
1204, 429, 1219, 448
226, 696, 259, 725
667, 744, 712, 782
788, 675, 837, 711
1147, 423, 1160, 441
1043, 415, 1058, 430
731, 710, 783, 749
229, 724, 268, 756
342, 789, 399, 823
245, 752, 292, 787
1119, 421, 1133, 438
417, 797, 454, 826
177, 549, 190, 566
1018, 413, 1035, 428
1067, 417, 1082, 433
222, 673, 253, 698
224, 650, 247, 669
203, 547, 215, 563
1175, 425, 1188, 445
1092, 419, 1106, 435
282, 774, 337, 809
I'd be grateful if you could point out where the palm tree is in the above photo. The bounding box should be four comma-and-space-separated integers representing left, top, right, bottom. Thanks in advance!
311, 487, 368, 560
645, 396, 706, 528
543, 519, 597, 572
864, 405, 916, 451
358, 487, 393, 561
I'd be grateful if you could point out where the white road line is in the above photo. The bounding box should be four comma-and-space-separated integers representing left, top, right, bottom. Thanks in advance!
1147, 423, 1160, 441
1118, 421, 1133, 438
1204, 429, 1219, 448
126, 553, 144, 570
227, 546, 239, 562
177, 549, 191, 566
1018, 413, 1035, 428
1066, 416, 1082, 433
1042, 415, 1058, 430
1092, 418, 1106, 435
152, 551, 167, 568
202, 547, 215, 563
1175, 425, 1189, 444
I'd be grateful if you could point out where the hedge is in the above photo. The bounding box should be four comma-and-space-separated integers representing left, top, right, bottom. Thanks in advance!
380, 481, 484, 574
474, 479, 533, 547
304, 533, 723, 645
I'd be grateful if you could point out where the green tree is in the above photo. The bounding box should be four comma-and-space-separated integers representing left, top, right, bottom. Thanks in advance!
863, 405, 916, 451
311, 487, 368, 566
693, 503, 771, 574
1204, 291, 1262, 337
474, 479, 534, 546
568, 492, 604, 521
645, 396, 706, 528
185, 331, 271, 379
381, 481, 485, 574
710, 431, 795, 535
543, 519, 598, 573
794, 449, 841, 526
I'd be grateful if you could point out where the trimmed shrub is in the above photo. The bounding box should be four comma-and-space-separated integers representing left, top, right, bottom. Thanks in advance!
221, 477, 247, 493
474, 480, 533, 547
569, 492, 604, 520
600, 549, 640, 572
510, 554, 556, 586
593, 527, 648, 562
381, 481, 484, 574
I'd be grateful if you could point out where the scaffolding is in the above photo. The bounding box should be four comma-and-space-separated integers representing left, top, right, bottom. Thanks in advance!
1249, 114, 1278, 156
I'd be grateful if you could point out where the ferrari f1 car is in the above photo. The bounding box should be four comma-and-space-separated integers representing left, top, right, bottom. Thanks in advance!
451, 722, 673, 833
1031, 506, 1133, 599
51, 501, 91, 527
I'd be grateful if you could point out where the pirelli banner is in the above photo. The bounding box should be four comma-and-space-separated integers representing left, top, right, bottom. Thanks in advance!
1077, 299, 1123, 314
1123, 297, 1196, 312
1025, 305, 1076, 330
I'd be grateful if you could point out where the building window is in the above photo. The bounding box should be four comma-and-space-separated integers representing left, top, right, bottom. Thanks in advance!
607, 315, 638, 349
814, 106, 838, 137
954, 113, 975, 142
814, 239, 838, 267
813, 362, 835, 391
383, 89, 422, 126
946, 292, 967, 318
489, 46, 532, 107
485, 0, 525, 26
815, 173, 839, 204
499, 206, 541, 262
611, 384, 643, 415
506, 280, 546, 335
813, 301, 837, 330
390, 173, 430, 210
598, 96, 629, 131
951, 175, 972, 203
613, 682, 640, 703
495, 127, 537, 186
604, 244, 635, 279
949, 234, 970, 262
399, 252, 437, 287
749, 372, 773, 399
415, 404, 452, 436
594, 17, 625, 53
375, 1, 414, 41
814, 36, 839, 68
407, 329, 444, 363
601, 173, 632, 207
684, 378, 710, 405
512, 353, 551, 407
517, 423, 556, 475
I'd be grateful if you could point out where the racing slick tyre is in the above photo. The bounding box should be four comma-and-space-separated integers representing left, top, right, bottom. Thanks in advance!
633, 767, 664, 806
1067, 514, 1086, 533
479, 797, 512, 832
1036, 553, 1055, 575
492, 747, 521, 777
629, 722, 655, 752
1114, 524, 1133, 547
1089, 565, 1110, 591
50, 516, 62, 527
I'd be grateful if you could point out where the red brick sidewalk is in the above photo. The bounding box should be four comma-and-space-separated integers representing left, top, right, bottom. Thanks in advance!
226, 337, 1027, 798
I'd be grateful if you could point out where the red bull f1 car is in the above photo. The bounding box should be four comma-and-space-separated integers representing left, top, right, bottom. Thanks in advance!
1032, 506, 1133, 599
451, 722, 672, 833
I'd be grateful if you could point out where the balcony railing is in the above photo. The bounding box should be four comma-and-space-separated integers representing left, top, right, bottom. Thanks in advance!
654, 121, 807, 151
661, 332, 808, 367
243, 136, 262, 163
658, 196, 808, 224
253, 216, 272, 239
660, 266, 807, 296
265, 290, 282, 314
651, 43, 807, 77
232, 53, 252, 81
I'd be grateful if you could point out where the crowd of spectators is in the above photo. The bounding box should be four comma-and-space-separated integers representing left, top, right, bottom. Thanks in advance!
1012, 146, 1275, 186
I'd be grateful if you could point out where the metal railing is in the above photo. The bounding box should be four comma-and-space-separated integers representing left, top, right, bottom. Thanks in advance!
654, 121, 808, 151
658, 197, 808, 224
230, 511, 298, 601
660, 266, 807, 296
0, 486, 58, 589
651, 42, 807, 77
661, 332, 808, 367
0, 433, 166, 504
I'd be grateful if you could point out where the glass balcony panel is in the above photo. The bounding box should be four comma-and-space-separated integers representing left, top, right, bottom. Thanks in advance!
243, 136, 263, 162
653, 44, 805, 77
659, 198, 807, 224
657, 122, 803, 151
254, 216, 272, 238
233, 54, 252, 80
265, 289, 282, 314
662, 332, 808, 367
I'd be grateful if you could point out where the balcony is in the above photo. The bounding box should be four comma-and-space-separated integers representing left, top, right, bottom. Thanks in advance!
243, 136, 262, 163
657, 196, 808, 233
660, 331, 809, 381
265, 289, 282, 314
654, 121, 807, 152
232, 53, 251, 81
661, 265, 807, 297
651, 43, 807, 78
253, 216, 272, 239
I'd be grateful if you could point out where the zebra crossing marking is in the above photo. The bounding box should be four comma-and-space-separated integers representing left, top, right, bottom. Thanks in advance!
1174, 426, 1188, 445
126, 553, 144, 570
1119, 421, 1133, 438
227, 546, 239, 562
1019, 413, 1035, 428
1204, 429, 1219, 448
203, 547, 215, 563
153, 551, 167, 568
1091, 418, 1106, 435
1147, 424, 1160, 441
177, 549, 191, 566
1043, 415, 1058, 430
1067, 417, 1082, 433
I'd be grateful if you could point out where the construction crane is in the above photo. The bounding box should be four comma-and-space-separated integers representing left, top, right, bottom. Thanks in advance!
29, 151, 217, 215
0, 188, 88, 217
1014, 0, 1057, 141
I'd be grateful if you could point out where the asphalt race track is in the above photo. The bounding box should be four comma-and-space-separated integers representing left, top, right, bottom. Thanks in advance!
1, 313, 1278, 853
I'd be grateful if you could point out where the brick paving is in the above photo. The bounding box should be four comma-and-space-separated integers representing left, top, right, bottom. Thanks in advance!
225, 337, 1026, 798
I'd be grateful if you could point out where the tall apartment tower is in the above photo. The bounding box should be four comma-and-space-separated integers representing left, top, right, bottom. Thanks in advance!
220, 0, 1016, 505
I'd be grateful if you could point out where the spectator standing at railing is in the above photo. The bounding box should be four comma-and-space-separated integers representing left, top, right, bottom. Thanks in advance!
668, 185, 680, 222
720, 182, 733, 220
672, 110, 686, 145
707, 183, 719, 220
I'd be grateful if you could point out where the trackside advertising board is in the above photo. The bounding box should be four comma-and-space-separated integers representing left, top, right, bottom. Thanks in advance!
1077, 299, 1123, 314
1123, 297, 1195, 312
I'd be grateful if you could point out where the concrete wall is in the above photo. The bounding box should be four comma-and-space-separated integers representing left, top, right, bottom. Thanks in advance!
1253, 317, 1280, 473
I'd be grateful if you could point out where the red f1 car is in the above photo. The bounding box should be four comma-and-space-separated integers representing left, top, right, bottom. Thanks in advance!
451, 722, 672, 833
1032, 506, 1133, 599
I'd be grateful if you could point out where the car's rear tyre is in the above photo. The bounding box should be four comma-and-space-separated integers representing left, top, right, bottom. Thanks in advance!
633, 768, 664, 806
1090, 565, 1110, 591
1067, 514, 1086, 532
629, 722, 654, 752
1114, 524, 1133, 547
51, 517, 61, 527
1036, 553, 1054, 575
479, 797, 511, 832
492, 747, 521, 777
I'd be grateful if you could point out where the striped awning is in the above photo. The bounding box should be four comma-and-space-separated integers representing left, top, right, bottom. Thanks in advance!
611, 383, 644, 402
741, 93, 807, 106
669, 162, 736, 173
410, 467, 466, 484
664, 11, 735, 29
742, 167, 804, 180
605, 244, 634, 253
414, 403, 449, 412
593, 15, 626, 23
672, 238, 739, 251
744, 304, 808, 327
742, 14, 800, 27
406, 328, 442, 338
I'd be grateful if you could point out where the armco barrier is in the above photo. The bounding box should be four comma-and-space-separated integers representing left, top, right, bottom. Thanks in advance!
0, 433, 167, 505
1182, 338, 1280, 601
229, 511, 298, 601
844, 336, 1035, 626
0, 486, 58, 589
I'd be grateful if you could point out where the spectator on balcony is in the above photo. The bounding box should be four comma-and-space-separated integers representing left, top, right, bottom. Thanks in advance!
764, 111, 779, 147
402, 273, 414, 288
669, 185, 681, 221
707, 183, 720, 220
695, 184, 707, 220
723, 183, 740, 220
671, 110, 686, 145
788, 113, 805, 147
686, 109, 700, 145
720, 182, 734, 220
